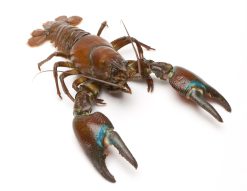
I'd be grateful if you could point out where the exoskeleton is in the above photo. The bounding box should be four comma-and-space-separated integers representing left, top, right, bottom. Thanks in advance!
28, 16, 231, 182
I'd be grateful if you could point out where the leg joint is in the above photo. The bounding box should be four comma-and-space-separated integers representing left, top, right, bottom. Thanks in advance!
73, 84, 99, 116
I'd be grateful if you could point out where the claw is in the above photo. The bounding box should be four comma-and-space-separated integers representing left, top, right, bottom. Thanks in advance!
73, 112, 137, 183
189, 88, 223, 122
206, 85, 231, 112
168, 66, 231, 122
105, 130, 138, 168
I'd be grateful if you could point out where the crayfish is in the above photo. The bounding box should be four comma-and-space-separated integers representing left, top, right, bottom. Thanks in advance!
28, 16, 231, 182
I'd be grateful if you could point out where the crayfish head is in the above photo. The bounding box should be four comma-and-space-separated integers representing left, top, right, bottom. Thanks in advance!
107, 59, 131, 94
109, 66, 131, 94
90, 47, 131, 93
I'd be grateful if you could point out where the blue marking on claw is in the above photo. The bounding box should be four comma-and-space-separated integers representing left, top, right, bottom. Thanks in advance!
96, 124, 108, 148
185, 80, 206, 91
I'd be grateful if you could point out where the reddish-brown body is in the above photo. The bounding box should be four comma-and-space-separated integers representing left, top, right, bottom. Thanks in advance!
28, 15, 231, 183
71, 35, 124, 80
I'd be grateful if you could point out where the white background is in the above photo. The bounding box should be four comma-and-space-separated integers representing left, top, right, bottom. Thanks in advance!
0, 0, 246, 190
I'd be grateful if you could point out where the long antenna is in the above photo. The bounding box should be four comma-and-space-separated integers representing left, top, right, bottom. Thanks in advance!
121, 20, 141, 76
32, 69, 129, 91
